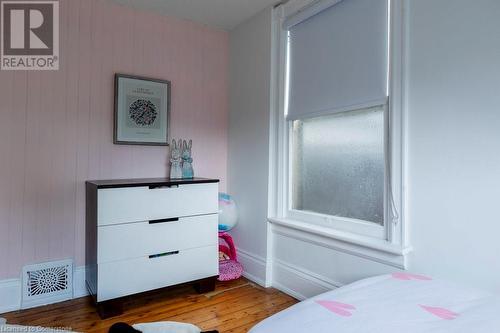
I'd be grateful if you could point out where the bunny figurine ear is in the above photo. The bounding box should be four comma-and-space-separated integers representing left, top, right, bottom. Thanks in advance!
171, 139, 176, 149
182, 140, 187, 150
177, 139, 182, 149
188, 139, 192, 150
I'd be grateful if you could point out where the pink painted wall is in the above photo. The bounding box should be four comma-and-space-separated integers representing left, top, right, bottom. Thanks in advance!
0, 0, 228, 279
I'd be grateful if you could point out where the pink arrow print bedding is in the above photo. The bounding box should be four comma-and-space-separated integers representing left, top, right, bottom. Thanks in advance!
250, 273, 500, 333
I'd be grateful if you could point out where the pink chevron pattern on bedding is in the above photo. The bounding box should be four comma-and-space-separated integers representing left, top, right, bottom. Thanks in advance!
250, 274, 500, 333
316, 300, 356, 317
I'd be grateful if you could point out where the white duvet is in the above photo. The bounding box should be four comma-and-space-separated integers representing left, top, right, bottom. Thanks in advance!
250, 273, 500, 333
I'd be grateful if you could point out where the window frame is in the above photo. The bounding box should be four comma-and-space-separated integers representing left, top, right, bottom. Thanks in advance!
269, 0, 410, 256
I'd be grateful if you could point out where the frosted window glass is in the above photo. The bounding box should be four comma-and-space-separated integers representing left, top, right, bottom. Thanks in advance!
291, 106, 384, 224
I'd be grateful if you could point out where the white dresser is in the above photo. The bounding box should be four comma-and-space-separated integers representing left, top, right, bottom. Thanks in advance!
85, 178, 219, 318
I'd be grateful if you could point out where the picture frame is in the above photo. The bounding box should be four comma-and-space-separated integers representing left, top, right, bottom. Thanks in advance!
114, 73, 171, 146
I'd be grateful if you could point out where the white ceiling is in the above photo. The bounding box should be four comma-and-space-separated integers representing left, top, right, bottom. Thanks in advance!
110, 0, 281, 31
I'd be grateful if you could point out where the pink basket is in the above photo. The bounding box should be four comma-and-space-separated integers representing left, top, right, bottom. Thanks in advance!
218, 232, 243, 281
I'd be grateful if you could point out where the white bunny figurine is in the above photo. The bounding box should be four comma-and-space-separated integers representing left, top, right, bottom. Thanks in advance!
169, 139, 183, 179
181, 139, 194, 178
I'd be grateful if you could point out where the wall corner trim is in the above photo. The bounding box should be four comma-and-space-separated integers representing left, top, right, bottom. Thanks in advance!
238, 249, 269, 287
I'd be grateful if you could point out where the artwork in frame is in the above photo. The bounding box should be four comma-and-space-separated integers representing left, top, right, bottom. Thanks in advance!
114, 74, 171, 146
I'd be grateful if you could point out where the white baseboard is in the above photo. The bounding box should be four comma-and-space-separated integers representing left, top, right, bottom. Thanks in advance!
236, 248, 343, 301
238, 249, 269, 287
272, 259, 343, 300
73, 266, 89, 298
0, 266, 88, 315
0, 279, 21, 314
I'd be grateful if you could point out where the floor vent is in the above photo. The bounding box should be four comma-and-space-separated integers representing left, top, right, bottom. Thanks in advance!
22, 259, 73, 309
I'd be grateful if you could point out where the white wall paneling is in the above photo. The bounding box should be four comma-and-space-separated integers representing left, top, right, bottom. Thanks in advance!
0, 0, 229, 281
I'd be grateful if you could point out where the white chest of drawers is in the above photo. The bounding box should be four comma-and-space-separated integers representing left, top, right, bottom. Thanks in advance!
85, 178, 219, 318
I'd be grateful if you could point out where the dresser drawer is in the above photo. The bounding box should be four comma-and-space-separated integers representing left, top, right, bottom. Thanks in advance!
97, 214, 218, 263
97, 245, 218, 302
97, 183, 218, 226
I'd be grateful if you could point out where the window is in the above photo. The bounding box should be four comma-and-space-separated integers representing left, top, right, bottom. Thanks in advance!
291, 106, 385, 225
270, 0, 409, 263
276, 0, 397, 239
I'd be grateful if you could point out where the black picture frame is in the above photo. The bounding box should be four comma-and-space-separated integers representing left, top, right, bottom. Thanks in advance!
114, 73, 171, 146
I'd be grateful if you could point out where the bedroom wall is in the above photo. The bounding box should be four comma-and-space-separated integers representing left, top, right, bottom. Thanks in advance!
405, 0, 500, 291
227, 7, 273, 285
0, 0, 228, 281
271, 0, 500, 297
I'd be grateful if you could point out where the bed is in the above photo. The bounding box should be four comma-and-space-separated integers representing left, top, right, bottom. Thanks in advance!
250, 273, 500, 333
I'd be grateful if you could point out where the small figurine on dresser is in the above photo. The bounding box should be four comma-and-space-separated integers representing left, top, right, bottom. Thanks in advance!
169, 139, 183, 179
181, 139, 194, 178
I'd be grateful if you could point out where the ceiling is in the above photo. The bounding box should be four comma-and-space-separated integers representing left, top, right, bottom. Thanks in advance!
110, 0, 282, 31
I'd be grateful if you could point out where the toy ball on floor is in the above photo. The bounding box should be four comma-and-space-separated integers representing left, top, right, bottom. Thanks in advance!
218, 193, 238, 231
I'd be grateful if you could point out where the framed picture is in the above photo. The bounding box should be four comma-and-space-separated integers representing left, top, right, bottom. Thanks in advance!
114, 74, 171, 146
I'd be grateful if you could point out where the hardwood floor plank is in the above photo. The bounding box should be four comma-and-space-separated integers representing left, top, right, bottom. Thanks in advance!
223, 301, 297, 333
198, 296, 295, 332
2, 278, 298, 333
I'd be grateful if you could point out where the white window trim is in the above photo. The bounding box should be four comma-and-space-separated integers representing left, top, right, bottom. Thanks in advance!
268, 0, 412, 268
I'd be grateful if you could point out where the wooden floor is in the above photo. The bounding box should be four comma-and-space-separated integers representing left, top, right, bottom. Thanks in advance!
2, 278, 297, 333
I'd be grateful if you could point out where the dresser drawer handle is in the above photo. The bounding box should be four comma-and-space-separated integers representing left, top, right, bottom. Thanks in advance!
148, 184, 179, 189
149, 217, 179, 224
149, 251, 179, 259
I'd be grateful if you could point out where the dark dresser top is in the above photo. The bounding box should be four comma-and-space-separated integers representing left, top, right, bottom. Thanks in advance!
86, 177, 219, 189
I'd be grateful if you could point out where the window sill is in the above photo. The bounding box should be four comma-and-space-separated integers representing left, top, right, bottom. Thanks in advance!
268, 217, 412, 269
